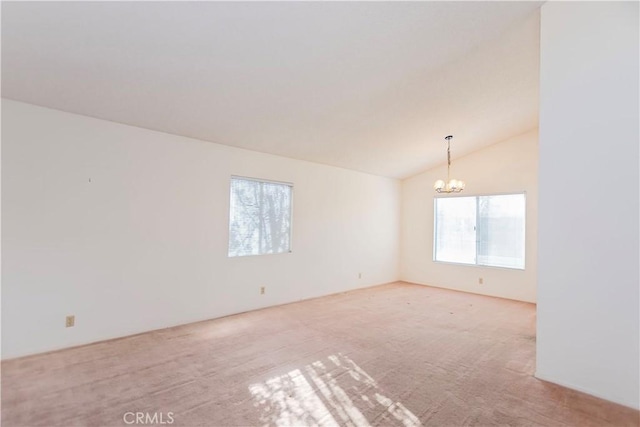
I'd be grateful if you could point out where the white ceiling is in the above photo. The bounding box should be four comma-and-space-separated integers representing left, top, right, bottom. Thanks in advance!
1, 2, 541, 179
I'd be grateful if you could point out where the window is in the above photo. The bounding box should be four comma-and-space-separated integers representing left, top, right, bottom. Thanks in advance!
228, 177, 292, 257
434, 193, 525, 269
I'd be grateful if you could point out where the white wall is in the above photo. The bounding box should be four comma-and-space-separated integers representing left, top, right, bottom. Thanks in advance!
1, 99, 400, 359
537, 2, 639, 409
401, 130, 538, 303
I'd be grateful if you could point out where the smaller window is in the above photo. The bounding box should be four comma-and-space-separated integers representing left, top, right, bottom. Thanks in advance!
228, 176, 293, 257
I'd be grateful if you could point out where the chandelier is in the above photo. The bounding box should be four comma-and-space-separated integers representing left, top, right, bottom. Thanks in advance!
434, 135, 465, 193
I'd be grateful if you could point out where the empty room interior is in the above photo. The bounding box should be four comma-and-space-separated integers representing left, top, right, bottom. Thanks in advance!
1, 1, 639, 426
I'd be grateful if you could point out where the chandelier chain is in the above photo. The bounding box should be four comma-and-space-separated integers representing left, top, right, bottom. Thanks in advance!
447, 139, 451, 182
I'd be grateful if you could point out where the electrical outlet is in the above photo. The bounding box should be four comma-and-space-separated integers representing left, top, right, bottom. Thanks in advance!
66, 315, 75, 327
358, 272, 362, 279
478, 277, 483, 285
260, 286, 265, 295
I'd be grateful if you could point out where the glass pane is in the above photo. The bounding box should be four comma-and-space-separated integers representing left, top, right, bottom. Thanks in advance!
228, 178, 292, 257
434, 197, 477, 264
260, 181, 292, 255
477, 194, 525, 269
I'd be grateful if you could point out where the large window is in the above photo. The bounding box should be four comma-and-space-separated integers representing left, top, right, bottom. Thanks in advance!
434, 193, 525, 269
228, 177, 292, 257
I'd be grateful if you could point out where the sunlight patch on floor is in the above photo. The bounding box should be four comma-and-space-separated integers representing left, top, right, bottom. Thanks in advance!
249, 353, 422, 427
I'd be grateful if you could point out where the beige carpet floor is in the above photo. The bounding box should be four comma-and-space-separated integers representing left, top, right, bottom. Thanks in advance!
2, 282, 638, 427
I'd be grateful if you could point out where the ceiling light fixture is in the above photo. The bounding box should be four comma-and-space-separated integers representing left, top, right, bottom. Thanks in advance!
434, 135, 465, 193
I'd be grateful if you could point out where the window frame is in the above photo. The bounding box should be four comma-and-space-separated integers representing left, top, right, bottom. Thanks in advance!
433, 192, 526, 270
228, 175, 294, 258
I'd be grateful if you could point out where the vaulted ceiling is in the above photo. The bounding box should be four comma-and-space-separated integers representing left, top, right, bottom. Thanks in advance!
2, 2, 541, 179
